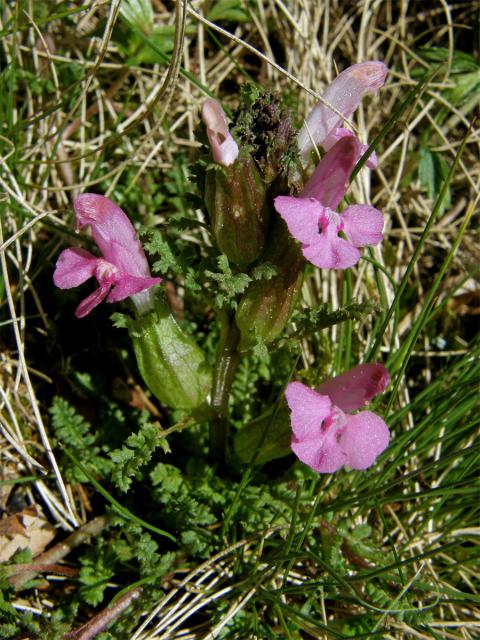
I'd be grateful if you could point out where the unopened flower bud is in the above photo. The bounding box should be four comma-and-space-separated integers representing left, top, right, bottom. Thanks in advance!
202, 99, 239, 167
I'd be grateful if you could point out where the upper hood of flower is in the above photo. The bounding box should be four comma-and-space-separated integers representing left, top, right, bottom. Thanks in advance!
298, 61, 388, 158
74, 193, 151, 278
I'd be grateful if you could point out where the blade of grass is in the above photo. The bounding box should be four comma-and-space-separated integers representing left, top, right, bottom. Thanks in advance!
386, 193, 475, 411
367, 121, 473, 364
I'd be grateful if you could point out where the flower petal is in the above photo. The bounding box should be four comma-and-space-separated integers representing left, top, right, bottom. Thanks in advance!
73, 194, 151, 278
316, 364, 390, 413
285, 381, 332, 442
75, 284, 111, 318
341, 205, 384, 247
291, 436, 324, 471
298, 61, 388, 158
274, 196, 324, 245
53, 247, 98, 289
107, 274, 162, 303
292, 434, 346, 474
291, 406, 347, 473
301, 137, 360, 209
202, 99, 239, 167
331, 128, 378, 169
302, 220, 360, 269
339, 411, 390, 470
311, 436, 347, 473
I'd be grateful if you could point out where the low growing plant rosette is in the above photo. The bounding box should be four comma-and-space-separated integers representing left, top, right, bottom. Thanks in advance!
53, 59, 391, 474
201, 61, 391, 469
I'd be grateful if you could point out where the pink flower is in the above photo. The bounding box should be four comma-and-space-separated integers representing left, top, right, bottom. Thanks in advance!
53, 194, 162, 318
332, 127, 379, 170
274, 136, 384, 269
285, 364, 390, 473
298, 61, 388, 160
202, 99, 239, 167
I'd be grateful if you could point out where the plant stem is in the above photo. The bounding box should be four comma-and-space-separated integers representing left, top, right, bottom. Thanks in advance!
64, 587, 142, 640
209, 312, 241, 463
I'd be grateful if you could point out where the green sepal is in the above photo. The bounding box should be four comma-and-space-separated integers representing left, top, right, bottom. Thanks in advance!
234, 405, 292, 465
127, 297, 211, 410
235, 218, 304, 351
205, 155, 270, 270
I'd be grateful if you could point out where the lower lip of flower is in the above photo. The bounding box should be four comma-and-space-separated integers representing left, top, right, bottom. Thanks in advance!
95, 260, 119, 283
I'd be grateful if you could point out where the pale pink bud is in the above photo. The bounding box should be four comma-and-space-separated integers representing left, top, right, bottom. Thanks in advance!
202, 99, 239, 167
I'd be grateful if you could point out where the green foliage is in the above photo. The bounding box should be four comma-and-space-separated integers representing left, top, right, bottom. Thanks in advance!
145, 231, 201, 294
150, 459, 301, 556
251, 262, 279, 281
109, 422, 163, 492
292, 299, 380, 338
121, 523, 176, 575
49, 397, 112, 483
118, 0, 197, 64
143, 224, 202, 295
79, 541, 117, 606
207, 0, 250, 23
147, 233, 183, 275
110, 311, 129, 329
126, 25, 198, 64
119, 0, 154, 34
415, 47, 480, 117
0, 608, 72, 640
418, 146, 451, 212
204, 255, 252, 309
49, 397, 92, 450
0, 590, 16, 619
150, 461, 222, 556
231, 348, 271, 424
234, 406, 291, 464
0, 624, 18, 639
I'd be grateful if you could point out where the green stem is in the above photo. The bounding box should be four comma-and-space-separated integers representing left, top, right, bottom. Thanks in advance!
209, 312, 241, 463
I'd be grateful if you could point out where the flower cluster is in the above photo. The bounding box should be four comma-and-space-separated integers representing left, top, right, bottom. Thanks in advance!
53, 60, 391, 474
279, 61, 390, 472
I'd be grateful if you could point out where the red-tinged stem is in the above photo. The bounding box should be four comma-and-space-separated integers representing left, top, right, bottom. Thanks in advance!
9, 514, 109, 591
64, 587, 142, 640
